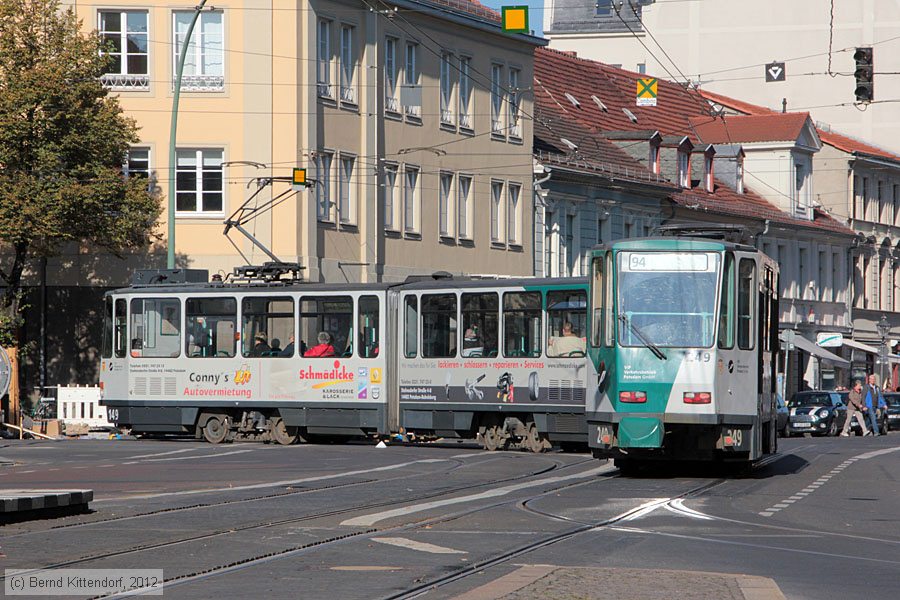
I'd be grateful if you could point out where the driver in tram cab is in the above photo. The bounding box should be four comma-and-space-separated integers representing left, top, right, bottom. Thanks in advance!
548, 321, 586, 357
304, 331, 336, 358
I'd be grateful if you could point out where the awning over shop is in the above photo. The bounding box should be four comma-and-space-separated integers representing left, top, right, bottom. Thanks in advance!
781, 332, 850, 367
887, 355, 900, 365
842, 339, 881, 354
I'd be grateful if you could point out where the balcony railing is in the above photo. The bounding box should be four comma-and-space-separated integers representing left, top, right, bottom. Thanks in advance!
317, 82, 334, 99
440, 108, 454, 125
101, 73, 150, 90
405, 104, 421, 119
459, 113, 473, 130
340, 86, 356, 104
174, 74, 225, 92
385, 95, 399, 113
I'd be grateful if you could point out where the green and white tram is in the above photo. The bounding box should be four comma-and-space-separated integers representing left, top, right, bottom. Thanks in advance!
99, 271, 589, 451
586, 237, 780, 468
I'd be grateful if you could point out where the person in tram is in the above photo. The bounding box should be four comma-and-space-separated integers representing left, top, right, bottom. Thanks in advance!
249, 332, 271, 357
304, 331, 336, 358
279, 333, 295, 357
548, 321, 586, 357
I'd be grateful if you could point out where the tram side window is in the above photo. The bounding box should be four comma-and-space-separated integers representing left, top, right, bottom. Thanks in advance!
738, 258, 755, 350
115, 299, 128, 358
503, 292, 541, 358
358, 296, 380, 358
102, 297, 124, 358
461, 293, 499, 358
718, 254, 735, 349
242, 297, 294, 357
590, 257, 604, 347
300, 296, 353, 358
130, 298, 181, 358
186, 297, 236, 358
422, 294, 457, 358
404, 295, 418, 358
547, 289, 587, 357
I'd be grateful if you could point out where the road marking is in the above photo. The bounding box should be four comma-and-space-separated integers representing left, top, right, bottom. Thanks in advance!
126, 448, 200, 460
759, 446, 900, 517
373, 537, 466, 554
139, 449, 255, 462
95, 458, 455, 502
341, 464, 615, 527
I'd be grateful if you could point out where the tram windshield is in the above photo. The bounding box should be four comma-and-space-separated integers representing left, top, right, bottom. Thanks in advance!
616, 251, 720, 348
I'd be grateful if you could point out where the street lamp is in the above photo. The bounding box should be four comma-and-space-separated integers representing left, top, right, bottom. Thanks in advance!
876, 315, 890, 388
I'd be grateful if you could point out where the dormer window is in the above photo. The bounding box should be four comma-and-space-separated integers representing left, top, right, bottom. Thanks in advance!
564, 92, 581, 108
596, 0, 612, 16
704, 154, 714, 193
677, 150, 690, 188
649, 144, 660, 175
736, 156, 744, 194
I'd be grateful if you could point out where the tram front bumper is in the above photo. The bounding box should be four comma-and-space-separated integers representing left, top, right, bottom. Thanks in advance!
616, 417, 664, 448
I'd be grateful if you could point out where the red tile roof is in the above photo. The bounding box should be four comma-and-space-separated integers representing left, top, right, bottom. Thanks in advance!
533, 47, 854, 236
688, 113, 812, 144
422, 0, 501, 23
699, 89, 900, 161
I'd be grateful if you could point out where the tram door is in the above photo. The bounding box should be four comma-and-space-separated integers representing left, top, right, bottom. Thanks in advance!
100, 296, 130, 402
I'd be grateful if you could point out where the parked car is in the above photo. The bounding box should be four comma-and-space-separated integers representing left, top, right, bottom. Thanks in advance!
776, 394, 790, 437
839, 390, 890, 435
787, 391, 846, 437
881, 392, 900, 433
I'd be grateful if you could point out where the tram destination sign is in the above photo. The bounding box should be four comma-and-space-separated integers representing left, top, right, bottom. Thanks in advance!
622, 252, 714, 272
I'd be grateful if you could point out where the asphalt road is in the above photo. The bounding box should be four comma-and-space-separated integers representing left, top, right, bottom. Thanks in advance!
0, 434, 898, 599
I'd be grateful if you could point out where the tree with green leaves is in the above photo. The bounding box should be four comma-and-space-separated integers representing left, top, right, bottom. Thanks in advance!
0, 0, 160, 343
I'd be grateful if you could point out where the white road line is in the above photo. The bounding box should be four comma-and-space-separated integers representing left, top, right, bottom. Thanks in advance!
95, 458, 454, 502
341, 464, 615, 527
125, 448, 200, 460
140, 449, 255, 462
372, 537, 466, 554
759, 446, 900, 517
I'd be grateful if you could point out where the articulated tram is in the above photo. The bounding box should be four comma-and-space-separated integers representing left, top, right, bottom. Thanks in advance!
586, 237, 780, 469
99, 273, 589, 451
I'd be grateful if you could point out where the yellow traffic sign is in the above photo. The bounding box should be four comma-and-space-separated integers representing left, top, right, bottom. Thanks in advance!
502, 6, 529, 34
636, 77, 658, 107
292, 167, 307, 190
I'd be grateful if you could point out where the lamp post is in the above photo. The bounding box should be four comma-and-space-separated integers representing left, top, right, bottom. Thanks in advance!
168, 0, 209, 269
876, 315, 890, 388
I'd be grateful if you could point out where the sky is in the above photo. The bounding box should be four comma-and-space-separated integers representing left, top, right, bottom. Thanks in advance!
481, 1, 546, 37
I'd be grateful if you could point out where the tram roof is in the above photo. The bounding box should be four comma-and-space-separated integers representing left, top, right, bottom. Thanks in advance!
597, 236, 758, 253
106, 275, 588, 296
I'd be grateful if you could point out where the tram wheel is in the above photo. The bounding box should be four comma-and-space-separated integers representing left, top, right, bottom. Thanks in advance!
271, 417, 300, 446
523, 423, 550, 453
481, 425, 503, 451
201, 415, 229, 444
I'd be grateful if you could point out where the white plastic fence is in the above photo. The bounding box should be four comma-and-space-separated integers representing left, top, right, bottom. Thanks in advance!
58, 385, 113, 429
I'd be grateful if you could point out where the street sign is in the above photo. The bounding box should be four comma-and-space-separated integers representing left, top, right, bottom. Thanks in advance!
781, 329, 796, 350
501, 6, 529, 34
636, 77, 658, 106
765, 62, 786, 82
816, 332, 843, 348
291, 168, 307, 191
0, 346, 10, 400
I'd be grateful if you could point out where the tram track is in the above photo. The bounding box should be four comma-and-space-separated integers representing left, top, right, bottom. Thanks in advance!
0, 456, 595, 579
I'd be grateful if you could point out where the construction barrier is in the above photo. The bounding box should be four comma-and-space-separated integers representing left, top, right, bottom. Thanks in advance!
58, 386, 113, 430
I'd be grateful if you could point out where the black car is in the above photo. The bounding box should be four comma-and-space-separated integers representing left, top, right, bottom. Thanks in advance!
776, 394, 790, 437
841, 390, 890, 435
881, 393, 900, 433
787, 391, 847, 437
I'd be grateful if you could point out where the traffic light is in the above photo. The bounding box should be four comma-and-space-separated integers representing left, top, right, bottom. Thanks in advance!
854, 47, 874, 103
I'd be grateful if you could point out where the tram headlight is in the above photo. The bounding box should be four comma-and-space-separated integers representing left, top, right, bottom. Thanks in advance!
683, 392, 712, 404
619, 391, 647, 403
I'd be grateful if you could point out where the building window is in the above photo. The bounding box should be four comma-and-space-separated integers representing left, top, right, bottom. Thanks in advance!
317, 19, 332, 98
99, 11, 149, 89
508, 68, 522, 139
439, 172, 453, 237
649, 144, 660, 174
383, 163, 398, 230
863, 176, 871, 220
404, 166, 419, 234
704, 154, 714, 192
818, 250, 828, 301
404, 42, 420, 118
637, 63, 646, 74
385, 37, 398, 113
175, 149, 223, 215
894, 184, 900, 227
491, 180, 504, 243
459, 57, 473, 130
879, 180, 888, 223
340, 25, 356, 104
125, 147, 150, 180
339, 155, 355, 225
677, 150, 690, 188
316, 151, 333, 221
794, 161, 808, 216
545, 211, 555, 277
832, 250, 842, 303
565, 214, 576, 275
458, 175, 472, 240
596, 0, 613, 16
507, 183, 521, 245
736, 156, 744, 194
491, 64, 504, 136
440, 53, 454, 126
173, 10, 224, 91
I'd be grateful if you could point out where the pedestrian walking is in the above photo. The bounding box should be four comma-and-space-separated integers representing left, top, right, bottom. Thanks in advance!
864, 374, 885, 435
840, 380, 869, 437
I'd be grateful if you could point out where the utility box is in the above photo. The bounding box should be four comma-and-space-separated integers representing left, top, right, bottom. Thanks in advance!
132, 269, 209, 285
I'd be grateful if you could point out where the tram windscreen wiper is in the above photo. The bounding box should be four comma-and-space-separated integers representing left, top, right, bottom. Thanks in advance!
619, 314, 667, 360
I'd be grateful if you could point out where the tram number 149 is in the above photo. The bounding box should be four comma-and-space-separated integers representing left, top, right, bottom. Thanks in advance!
685, 351, 711, 363
108, 408, 119, 422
